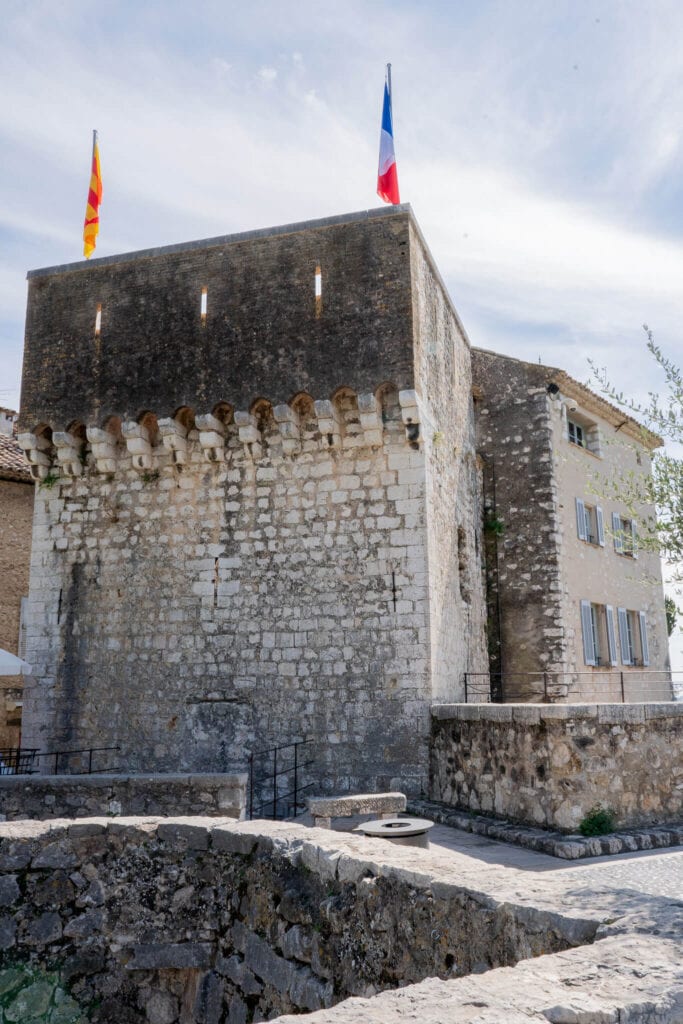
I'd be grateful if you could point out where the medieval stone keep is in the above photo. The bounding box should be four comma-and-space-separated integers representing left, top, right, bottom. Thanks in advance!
17, 205, 670, 793
17, 206, 488, 793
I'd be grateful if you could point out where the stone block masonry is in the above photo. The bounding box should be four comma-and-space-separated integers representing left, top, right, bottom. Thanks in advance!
0, 773, 247, 821
18, 207, 488, 795
0, 817, 598, 1023
430, 702, 683, 831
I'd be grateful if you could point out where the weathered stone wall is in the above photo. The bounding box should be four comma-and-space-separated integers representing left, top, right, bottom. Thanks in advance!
472, 349, 565, 698
19, 207, 488, 797
20, 389, 434, 795
430, 703, 683, 831
0, 477, 34, 747
0, 817, 594, 1023
409, 224, 488, 703
20, 209, 416, 432
0, 773, 246, 821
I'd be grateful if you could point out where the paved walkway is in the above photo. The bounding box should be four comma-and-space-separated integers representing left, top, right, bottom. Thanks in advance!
295, 810, 683, 912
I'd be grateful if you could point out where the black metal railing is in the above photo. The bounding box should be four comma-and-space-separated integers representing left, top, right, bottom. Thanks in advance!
0, 748, 39, 775
0, 745, 120, 776
248, 739, 314, 820
463, 670, 682, 704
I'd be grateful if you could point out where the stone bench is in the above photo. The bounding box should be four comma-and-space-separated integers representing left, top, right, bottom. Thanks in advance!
307, 792, 406, 829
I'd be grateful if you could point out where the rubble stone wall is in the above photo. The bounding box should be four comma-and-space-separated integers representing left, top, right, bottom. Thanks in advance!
472, 349, 566, 695
0, 773, 246, 822
0, 817, 592, 1023
430, 702, 683, 831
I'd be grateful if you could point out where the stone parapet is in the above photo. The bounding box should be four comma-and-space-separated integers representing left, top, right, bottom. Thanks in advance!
0, 816, 598, 1022
0, 772, 247, 821
430, 702, 683, 831
0, 816, 679, 1023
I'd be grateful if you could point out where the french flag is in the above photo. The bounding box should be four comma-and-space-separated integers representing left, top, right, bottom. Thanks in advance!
377, 65, 400, 205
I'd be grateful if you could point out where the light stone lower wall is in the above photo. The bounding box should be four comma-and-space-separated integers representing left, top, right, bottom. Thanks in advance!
21, 392, 453, 796
0, 772, 246, 821
410, 226, 489, 703
430, 702, 683, 831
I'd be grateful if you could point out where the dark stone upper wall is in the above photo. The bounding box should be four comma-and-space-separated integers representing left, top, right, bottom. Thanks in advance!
19, 207, 416, 430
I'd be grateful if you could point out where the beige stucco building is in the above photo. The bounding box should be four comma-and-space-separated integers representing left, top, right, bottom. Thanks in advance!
0, 408, 33, 745
473, 349, 670, 702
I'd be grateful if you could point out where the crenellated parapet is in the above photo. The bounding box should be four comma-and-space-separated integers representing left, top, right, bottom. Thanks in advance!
18, 386, 428, 482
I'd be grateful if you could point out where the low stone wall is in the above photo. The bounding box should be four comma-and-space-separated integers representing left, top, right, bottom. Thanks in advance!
0, 817, 595, 1023
430, 702, 683, 831
0, 772, 247, 821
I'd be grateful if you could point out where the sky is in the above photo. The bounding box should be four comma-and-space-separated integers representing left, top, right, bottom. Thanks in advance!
1, 0, 682, 657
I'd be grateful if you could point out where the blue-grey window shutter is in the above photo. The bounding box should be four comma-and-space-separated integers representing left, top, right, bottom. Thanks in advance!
617, 607, 629, 663
631, 519, 638, 559
605, 605, 618, 665
581, 600, 596, 665
596, 506, 605, 546
612, 513, 623, 553
639, 611, 650, 666
576, 498, 587, 541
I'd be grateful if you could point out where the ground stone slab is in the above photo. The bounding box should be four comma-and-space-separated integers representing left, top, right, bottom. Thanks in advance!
409, 797, 683, 860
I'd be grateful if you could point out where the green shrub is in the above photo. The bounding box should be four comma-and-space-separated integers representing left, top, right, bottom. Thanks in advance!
579, 804, 616, 836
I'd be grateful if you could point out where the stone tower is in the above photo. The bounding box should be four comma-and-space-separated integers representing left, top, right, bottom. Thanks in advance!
18, 206, 488, 794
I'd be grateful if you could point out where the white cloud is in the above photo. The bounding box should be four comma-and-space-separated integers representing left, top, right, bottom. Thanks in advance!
257, 66, 278, 83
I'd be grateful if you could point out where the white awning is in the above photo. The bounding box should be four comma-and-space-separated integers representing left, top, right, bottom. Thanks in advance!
0, 649, 31, 676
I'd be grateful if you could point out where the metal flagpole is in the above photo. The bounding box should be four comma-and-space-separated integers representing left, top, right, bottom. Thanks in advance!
386, 63, 392, 97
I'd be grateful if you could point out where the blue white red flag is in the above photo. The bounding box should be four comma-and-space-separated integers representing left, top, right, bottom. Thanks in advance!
377, 65, 400, 205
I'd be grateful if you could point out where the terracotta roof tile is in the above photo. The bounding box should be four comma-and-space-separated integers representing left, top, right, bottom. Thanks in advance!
0, 433, 33, 483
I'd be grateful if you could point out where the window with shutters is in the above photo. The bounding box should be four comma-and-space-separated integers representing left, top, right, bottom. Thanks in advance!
617, 607, 649, 665
612, 513, 638, 558
575, 499, 604, 546
580, 600, 610, 666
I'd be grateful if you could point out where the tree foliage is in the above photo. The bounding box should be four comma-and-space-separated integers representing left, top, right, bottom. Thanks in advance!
590, 326, 683, 579
665, 595, 678, 637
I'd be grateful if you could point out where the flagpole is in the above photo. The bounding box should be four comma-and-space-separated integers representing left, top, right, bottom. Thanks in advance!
92, 128, 97, 159
386, 63, 392, 96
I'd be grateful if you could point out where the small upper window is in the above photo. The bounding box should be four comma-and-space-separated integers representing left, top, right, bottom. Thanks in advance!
576, 498, 605, 546
612, 513, 638, 558
565, 407, 602, 456
568, 419, 584, 447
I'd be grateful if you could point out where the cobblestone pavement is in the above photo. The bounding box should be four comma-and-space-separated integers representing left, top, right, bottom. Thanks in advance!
553, 845, 683, 900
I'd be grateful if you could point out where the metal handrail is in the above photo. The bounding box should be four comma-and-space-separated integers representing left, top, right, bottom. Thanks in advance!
463, 669, 681, 704
248, 738, 314, 820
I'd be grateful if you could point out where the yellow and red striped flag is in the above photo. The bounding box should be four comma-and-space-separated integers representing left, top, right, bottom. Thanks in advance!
83, 130, 103, 258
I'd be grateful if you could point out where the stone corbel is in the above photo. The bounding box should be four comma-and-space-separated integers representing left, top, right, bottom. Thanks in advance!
52, 431, 84, 477
122, 421, 154, 472
234, 411, 262, 460
398, 389, 421, 444
195, 414, 226, 463
157, 417, 189, 466
273, 404, 301, 456
86, 427, 119, 475
314, 400, 342, 449
357, 393, 383, 447
17, 432, 53, 482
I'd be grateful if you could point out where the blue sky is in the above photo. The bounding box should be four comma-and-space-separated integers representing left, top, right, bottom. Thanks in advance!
1, 0, 681, 654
